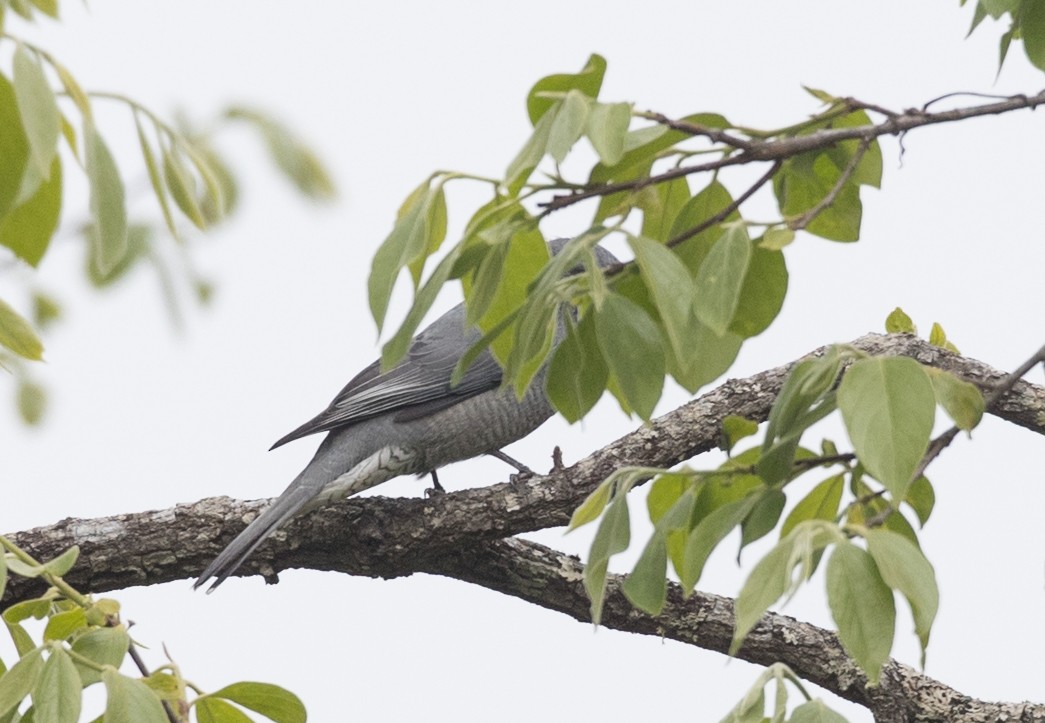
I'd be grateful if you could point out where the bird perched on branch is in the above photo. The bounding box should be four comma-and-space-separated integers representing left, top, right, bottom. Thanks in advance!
195, 238, 618, 591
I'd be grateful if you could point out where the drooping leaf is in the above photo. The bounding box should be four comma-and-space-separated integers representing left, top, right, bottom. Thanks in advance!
825, 542, 895, 684
739, 489, 786, 552
594, 293, 665, 420
70, 627, 129, 687
585, 491, 631, 624
638, 177, 690, 242
546, 89, 590, 163
547, 313, 608, 423
865, 527, 939, 656
904, 476, 935, 527
731, 538, 796, 653
694, 223, 752, 336
1022, 0, 1045, 70
504, 108, 555, 195
622, 530, 668, 615
628, 234, 696, 364
0, 156, 61, 267
568, 476, 616, 531
586, 101, 631, 166
927, 367, 984, 431
681, 495, 759, 592
721, 415, 759, 454
728, 246, 787, 339
134, 114, 178, 240
780, 474, 844, 539
838, 357, 935, 499
33, 648, 81, 723
0, 72, 30, 220
162, 146, 206, 230
0, 297, 43, 360
774, 151, 862, 242
84, 122, 128, 276
12, 44, 60, 180
101, 669, 168, 723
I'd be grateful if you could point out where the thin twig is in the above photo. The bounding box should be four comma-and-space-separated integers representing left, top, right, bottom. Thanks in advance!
634, 110, 754, 150
787, 138, 872, 231
126, 633, 179, 723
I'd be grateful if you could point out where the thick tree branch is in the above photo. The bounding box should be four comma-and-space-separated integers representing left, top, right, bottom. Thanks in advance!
425, 537, 1045, 723
5, 333, 1041, 605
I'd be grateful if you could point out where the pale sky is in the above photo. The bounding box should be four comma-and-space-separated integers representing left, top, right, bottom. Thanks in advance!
3, 2, 1044, 721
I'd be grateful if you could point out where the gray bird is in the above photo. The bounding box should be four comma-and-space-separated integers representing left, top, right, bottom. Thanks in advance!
195, 238, 618, 590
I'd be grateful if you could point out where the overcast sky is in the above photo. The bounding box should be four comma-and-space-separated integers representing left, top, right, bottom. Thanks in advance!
3, 2, 1044, 721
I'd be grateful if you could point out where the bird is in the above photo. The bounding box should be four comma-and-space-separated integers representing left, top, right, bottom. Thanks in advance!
194, 238, 619, 591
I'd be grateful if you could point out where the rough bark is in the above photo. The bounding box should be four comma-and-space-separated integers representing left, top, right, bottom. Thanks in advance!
5, 333, 1044, 722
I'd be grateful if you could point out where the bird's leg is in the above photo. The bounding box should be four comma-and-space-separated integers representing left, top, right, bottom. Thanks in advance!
424, 470, 445, 498
487, 449, 537, 476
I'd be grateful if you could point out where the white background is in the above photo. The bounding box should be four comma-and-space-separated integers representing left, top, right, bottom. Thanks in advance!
3, 2, 1044, 721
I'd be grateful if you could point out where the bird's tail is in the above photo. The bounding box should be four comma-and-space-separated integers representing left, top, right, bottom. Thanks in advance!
193, 480, 316, 593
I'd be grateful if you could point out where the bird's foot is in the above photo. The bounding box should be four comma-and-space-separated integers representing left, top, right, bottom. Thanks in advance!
488, 449, 537, 476
424, 470, 445, 498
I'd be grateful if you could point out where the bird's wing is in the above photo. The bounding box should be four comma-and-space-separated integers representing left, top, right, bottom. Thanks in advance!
269, 303, 503, 449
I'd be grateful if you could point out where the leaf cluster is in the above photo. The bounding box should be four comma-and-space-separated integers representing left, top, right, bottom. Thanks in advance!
0, 537, 305, 723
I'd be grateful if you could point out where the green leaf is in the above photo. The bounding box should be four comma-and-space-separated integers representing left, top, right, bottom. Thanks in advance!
728, 246, 788, 339
526, 54, 606, 125
504, 108, 555, 195
774, 151, 862, 242
0, 72, 31, 220
0, 647, 43, 719
825, 542, 895, 684
196, 696, 253, 723
210, 682, 306, 723
780, 474, 844, 539
594, 293, 665, 420
638, 177, 690, 242
225, 107, 336, 200
670, 320, 742, 394
585, 492, 631, 624
407, 185, 447, 286
40, 546, 79, 577
694, 223, 752, 336
904, 476, 935, 527
622, 531, 667, 615
838, 357, 935, 499
681, 495, 759, 592
133, 115, 178, 240
629, 234, 696, 364
568, 476, 615, 531
162, 146, 206, 230
546, 89, 590, 163
789, 699, 849, 723
547, 313, 608, 423
70, 628, 129, 687
12, 44, 60, 180
884, 307, 915, 334
84, 122, 128, 276
43, 609, 86, 642
586, 102, 631, 166
721, 415, 759, 454
739, 489, 786, 551
101, 669, 168, 723
758, 227, 794, 250
0, 155, 61, 267
86, 224, 150, 288
927, 368, 984, 431
0, 297, 43, 361
731, 537, 796, 653
864, 528, 938, 656
1023, 0, 1045, 70
17, 378, 43, 424
33, 648, 81, 723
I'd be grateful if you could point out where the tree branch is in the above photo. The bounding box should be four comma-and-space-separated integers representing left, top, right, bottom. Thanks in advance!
5, 333, 1041, 606
424, 537, 1045, 723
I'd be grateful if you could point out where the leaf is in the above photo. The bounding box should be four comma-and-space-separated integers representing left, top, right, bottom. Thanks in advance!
638, 177, 690, 242
33, 648, 81, 723
196, 696, 254, 723
728, 246, 788, 339
40, 546, 79, 577
884, 307, 915, 334
694, 223, 752, 336
0, 155, 62, 266
622, 530, 668, 615
594, 293, 665, 420
681, 495, 759, 592
788, 699, 849, 723
84, 122, 128, 276
1023, 0, 1045, 70
547, 313, 608, 423
504, 108, 555, 195
0, 297, 43, 360
774, 151, 862, 242
825, 542, 895, 684
927, 368, 984, 431
759, 227, 794, 250
586, 102, 631, 166
162, 147, 206, 230
731, 538, 796, 653
721, 415, 759, 454
43, 609, 86, 642
210, 682, 306, 723
101, 669, 168, 723
70, 627, 129, 687
0, 647, 43, 719
864, 528, 939, 656
670, 319, 742, 394
526, 53, 606, 125
739, 489, 786, 552
904, 476, 935, 527
12, 44, 60, 180
780, 474, 844, 539
546, 89, 590, 163
568, 476, 615, 531
134, 114, 178, 240
0, 72, 31, 220
628, 234, 696, 365
585, 492, 631, 624
838, 357, 935, 499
